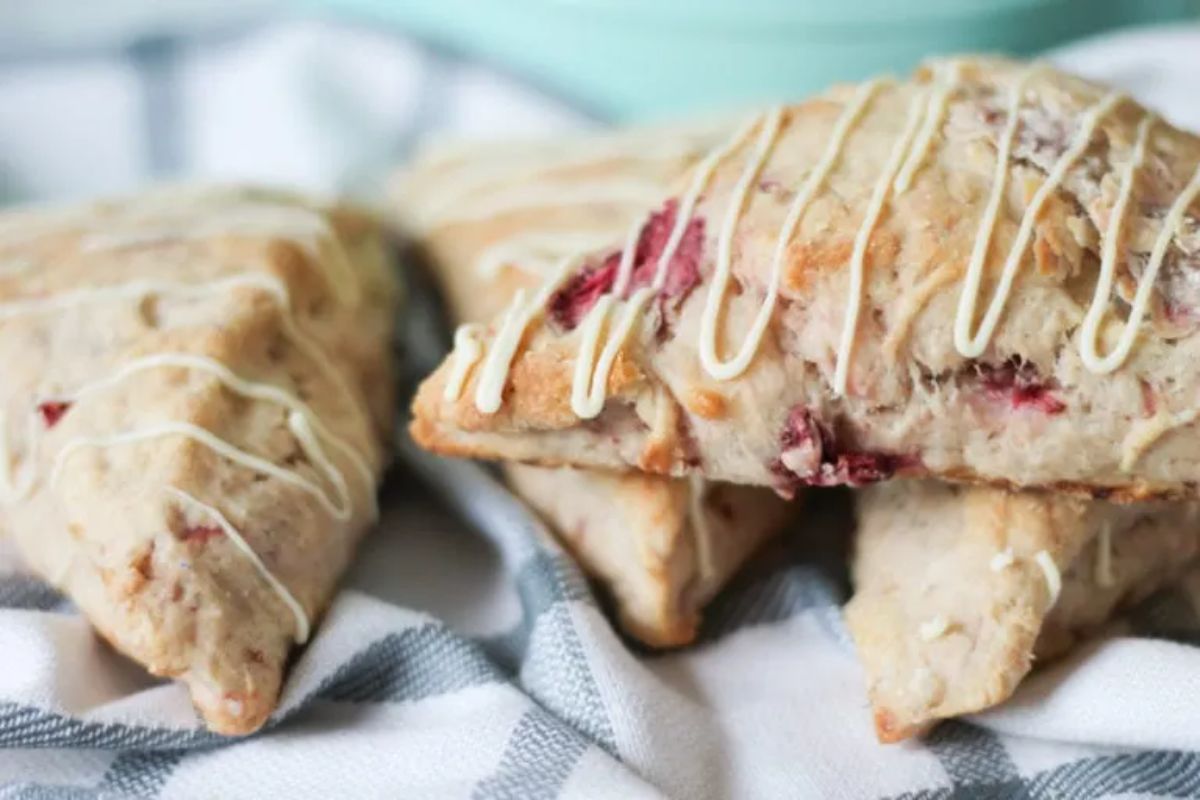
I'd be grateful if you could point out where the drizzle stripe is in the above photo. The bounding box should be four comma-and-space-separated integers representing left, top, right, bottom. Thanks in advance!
955, 73, 1121, 358
50, 421, 351, 521
833, 87, 930, 395
0, 273, 376, 456
566, 116, 766, 418
570, 288, 654, 418
1082, 127, 1200, 375
444, 324, 485, 401
894, 61, 962, 193
699, 80, 886, 382
53, 352, 374, 516
421, 181, 665, 231
166, 486, 311, 644
952, 65, 1041, 357
474, 259, 574, 414
475, 230, 619, 279
1034, 549, 1062, 607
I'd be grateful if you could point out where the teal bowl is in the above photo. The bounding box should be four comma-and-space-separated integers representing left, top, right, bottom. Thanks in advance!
319, 0, 1199, 119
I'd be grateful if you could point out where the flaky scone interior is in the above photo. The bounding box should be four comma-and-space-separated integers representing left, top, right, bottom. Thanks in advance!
394, 131, 796, 645
0, 187, 396, 734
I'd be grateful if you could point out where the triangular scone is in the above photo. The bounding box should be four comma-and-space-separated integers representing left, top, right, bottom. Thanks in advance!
0, 187, 396, 734
845, 481, 1200, 742
507, 467, 792, 645
395, 132, 796, 645
413, 57, 1200, 499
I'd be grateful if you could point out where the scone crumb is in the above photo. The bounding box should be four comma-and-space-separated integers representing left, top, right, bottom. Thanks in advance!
686, 388, 727, 420
224, 696, 245, 718
918, 615, 951, 641
989, 547, 1015, 572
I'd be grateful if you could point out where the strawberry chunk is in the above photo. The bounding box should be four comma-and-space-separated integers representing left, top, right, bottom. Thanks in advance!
181, 525, 224, 544
37, 401, 72, 428
547, 255, 619, 330
547, 200, 705, 332
769, 406, 911, 493
977, 360, 1066, 414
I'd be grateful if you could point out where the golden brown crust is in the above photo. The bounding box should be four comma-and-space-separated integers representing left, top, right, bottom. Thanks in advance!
686, 388, 728, 421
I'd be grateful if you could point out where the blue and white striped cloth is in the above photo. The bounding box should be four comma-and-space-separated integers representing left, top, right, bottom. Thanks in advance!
4, 15, 1200, 799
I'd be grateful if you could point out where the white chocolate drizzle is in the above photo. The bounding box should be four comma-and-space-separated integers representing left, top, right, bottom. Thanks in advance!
50, 420, 351, 521
1079, 114, 1157, 373
438, 62, 1200, 446
424, 181, 666, 231
1034, 549, 1062, 607
54, 352, 377, 516
952, 64, 1041, 357
702, 82, 884, 384
833, 86, 928, 395
0, 212, 375, 644
955, 76, 1123, 357
474, 259, 575, 414
77, 204, 360, 306
166, 486, 310, 643
695, 106, 786, 381
475, 230, 618, 279
444, 324, 485, 401
1120, 406, 1200, 471
894, 62, 962, 193
1085, 157, 1200, 373
411, 126, 723, 231
0, 273, 373, 448
568, 114, 769, 418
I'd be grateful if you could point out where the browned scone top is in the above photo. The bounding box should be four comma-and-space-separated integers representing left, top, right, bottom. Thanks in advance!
411, 57, 1200, 499
394, 130, 796, 646
846, 481, 1200, 742
0, 186, 397, 734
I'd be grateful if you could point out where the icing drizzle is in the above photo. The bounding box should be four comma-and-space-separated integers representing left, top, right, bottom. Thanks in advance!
955, 76, 1123, 357
1084, 135, 1200, 373
443, 62, 1199, 447
166, 486, 311, 643
0, 207, 376, 644
1034, 549, 1062, 607
833, 84, 927, 394
703, 82, 884, 385
444, 324, 485, 401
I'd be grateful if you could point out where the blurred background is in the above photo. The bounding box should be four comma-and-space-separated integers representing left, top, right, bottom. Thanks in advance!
1, 0, 1198, 205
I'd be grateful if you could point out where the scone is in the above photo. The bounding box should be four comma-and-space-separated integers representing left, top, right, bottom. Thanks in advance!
412, 57, 1200, 500
846, 481, 1200, 742
395, 131, 796, 645
0, 187, 396, 734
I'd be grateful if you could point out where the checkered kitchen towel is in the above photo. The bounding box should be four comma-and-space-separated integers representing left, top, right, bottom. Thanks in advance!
5, 14, 1200, 799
